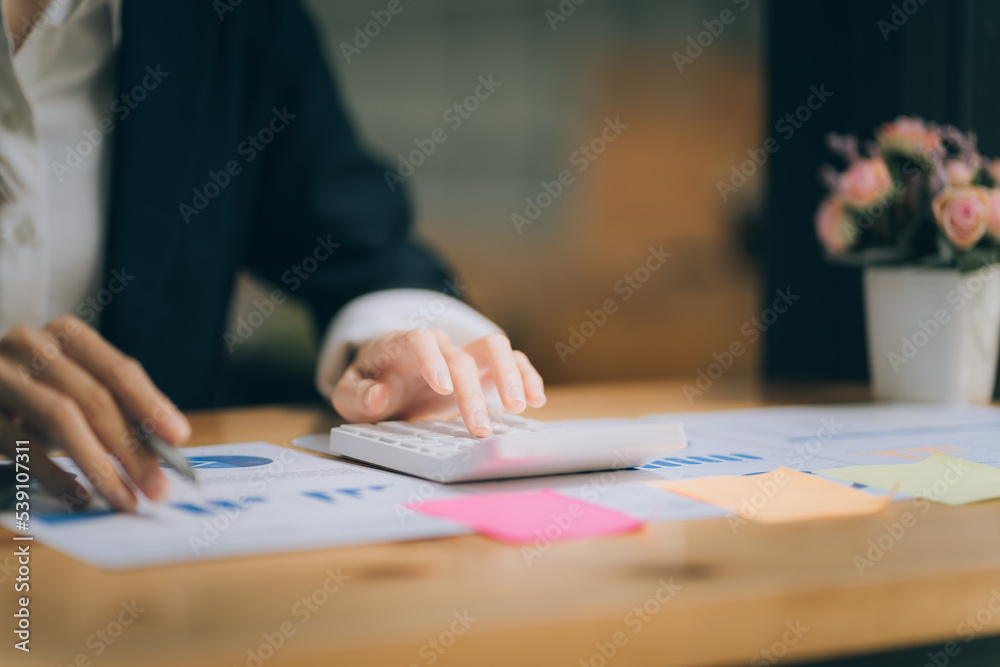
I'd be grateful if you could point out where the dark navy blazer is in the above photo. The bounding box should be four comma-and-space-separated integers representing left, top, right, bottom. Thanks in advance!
98, 1, 448, 408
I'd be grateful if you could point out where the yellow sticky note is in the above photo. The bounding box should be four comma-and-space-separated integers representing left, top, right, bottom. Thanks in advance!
818, 453, 1000, 506
649, 467, 892, 524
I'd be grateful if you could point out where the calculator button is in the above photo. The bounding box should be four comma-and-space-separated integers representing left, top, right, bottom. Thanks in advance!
340, 424, 375, 433
377, 421, 425, 435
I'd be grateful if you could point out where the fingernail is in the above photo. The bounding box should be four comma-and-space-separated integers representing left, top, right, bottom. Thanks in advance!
364, 385, 377, 408
435, 371, 453, 392
473, 409, 490, 432
508, 385, 525, 404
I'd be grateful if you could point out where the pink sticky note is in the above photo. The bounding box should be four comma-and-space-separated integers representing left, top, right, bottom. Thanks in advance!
408, 489, 643, 544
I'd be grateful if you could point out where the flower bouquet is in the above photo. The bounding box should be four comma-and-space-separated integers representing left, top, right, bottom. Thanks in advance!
814, 117, 1000, 402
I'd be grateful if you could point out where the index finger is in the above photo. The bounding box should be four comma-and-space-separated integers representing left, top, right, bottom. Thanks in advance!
47, 317, 190, 444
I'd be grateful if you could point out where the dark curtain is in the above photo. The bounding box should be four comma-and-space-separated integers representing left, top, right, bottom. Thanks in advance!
762, 0, 1000, 397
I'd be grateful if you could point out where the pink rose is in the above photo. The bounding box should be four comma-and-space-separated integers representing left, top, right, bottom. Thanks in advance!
837, 158, 894, 210
814, 196, 856, 254
986, 189, 1000, 241
931, 186, 990, 250
876, 116, 942, 160
945, 160, 976, 187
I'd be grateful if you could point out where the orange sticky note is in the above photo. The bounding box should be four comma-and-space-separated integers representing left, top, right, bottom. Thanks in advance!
649, 467, 892, 524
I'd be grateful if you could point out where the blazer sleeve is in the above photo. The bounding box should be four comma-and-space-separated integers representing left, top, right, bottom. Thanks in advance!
241, 0, 451, 329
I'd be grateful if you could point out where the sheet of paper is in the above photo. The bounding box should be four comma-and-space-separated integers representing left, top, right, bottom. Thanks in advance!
649, 467, 893, 524
632, 434, 847, 477
644, 403, 1000, 469
1, 443, 469, 569
408, 489, 643, 544
7, 404, 999, 567
817, 453, 1000, 506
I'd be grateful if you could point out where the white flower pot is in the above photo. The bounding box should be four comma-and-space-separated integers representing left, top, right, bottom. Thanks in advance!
863, 265, 1000, 403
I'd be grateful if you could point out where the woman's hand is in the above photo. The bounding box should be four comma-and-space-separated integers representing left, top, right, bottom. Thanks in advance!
0, 316, 190, 511
331, 330, 545, 437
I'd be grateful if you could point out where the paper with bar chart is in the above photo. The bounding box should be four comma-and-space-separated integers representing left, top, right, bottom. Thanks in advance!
4, 404, 1000, 568
1, 443, 470, 569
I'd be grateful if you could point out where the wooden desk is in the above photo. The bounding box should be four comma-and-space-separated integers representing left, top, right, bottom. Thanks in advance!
4, 378, 1000, 667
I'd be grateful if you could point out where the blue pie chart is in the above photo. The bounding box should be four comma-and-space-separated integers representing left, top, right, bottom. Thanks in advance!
158, 455, 273, 470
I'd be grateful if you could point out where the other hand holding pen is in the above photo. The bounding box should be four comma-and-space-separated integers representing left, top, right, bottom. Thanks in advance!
0, 316, 190, 511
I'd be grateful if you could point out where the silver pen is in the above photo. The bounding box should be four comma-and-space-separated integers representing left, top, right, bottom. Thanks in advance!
143, 433, 199, 484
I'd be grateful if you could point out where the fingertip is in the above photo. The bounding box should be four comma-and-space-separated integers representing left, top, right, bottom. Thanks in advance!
527, 394, 547, 408
143, 468, 170, 502
160, 415, 191, 444
106, 484, 137, 513
470, 409, 491, 438
176, 417, 191, 442
504, 386, 526, 413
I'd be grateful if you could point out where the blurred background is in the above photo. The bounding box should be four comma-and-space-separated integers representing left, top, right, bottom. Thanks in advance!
225, 0, 1000, 404
306, 0, 764, 386
227, 0, 766, 401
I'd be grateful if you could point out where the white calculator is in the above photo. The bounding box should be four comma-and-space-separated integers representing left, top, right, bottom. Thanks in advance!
326, 414, 687, 482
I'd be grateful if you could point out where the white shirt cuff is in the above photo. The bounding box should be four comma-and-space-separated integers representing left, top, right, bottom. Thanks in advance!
315, 288, 504, 398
